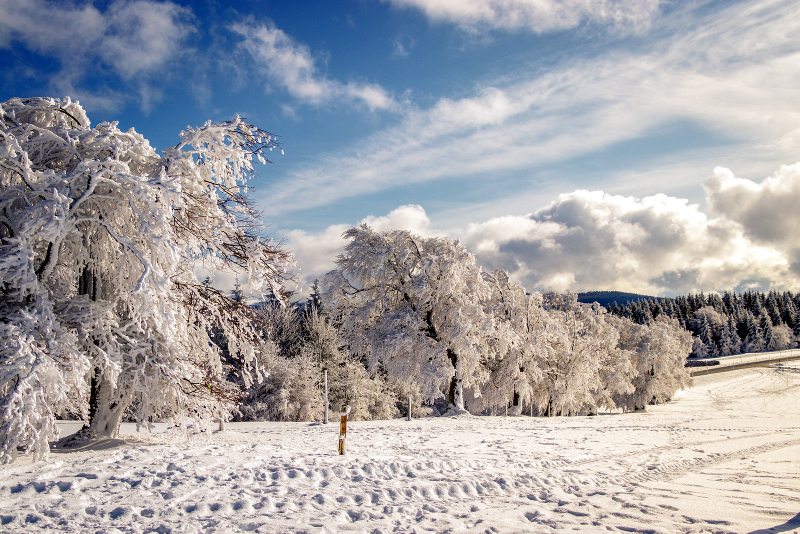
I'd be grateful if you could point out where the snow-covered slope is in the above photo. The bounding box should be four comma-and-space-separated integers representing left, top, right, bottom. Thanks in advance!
2, 362, 799, 533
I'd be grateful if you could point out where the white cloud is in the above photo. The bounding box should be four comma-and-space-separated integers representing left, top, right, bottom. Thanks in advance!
705, 163, 800, 249
360, 204, 436, 235
392, 34, 414, 58
284, 224, 351, 296
459, 166, 800, 295
461, 190, 788, 295
100, 1, 193, 79
0, 0, 193, 110
259, 0, 800, 220
383, 0, 662, 33
231, 20, 398, 111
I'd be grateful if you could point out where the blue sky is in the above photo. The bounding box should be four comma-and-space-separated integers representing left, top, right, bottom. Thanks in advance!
3, 0, 800, 298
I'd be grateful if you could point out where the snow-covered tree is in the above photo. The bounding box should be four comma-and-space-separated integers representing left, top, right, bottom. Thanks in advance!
690, 307, 723, 357
741, 312, 763, 353
477, 271, 546, 415
323, 225, 492, 413
236, 338, 322, 422
771, 324, 796, 350
238, 302, 398, 422
717, 317, 741, 356
592, 315, 635, 414
535, 294, 617, 416
760, 314, 779, 352
613, 315, 691, 411
0, 97, 293, 462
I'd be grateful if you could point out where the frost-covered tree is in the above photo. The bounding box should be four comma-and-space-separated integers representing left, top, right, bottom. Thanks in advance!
717, 317, 740, 356
690, 307, 723, 357
304, 306, 397, 421
477, 271, 546, 415
592, 315, 635, 414
760, 314, 779, 352
323, 225, 492, 413
0, 97, 293, 462
237, 303, 398, 422
536, 294, 617, 416
237, 338, 322, 422
741, 312, 763, 353
613, 315, 691, 411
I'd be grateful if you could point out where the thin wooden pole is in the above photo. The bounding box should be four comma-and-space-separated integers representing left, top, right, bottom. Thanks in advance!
338, 405, 350, 455
407, 393, 412, 421
323, 369, 329, 424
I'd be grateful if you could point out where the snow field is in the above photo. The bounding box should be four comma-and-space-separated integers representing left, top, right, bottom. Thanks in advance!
1, 363, 799, 533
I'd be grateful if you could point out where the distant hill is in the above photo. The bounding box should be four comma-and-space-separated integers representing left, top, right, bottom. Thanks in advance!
577, 291, 655, 308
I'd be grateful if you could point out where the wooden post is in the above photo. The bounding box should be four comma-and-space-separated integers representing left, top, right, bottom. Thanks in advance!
407, 393, 412, 421
338, 405, 350, 455
323, 369, 329, 424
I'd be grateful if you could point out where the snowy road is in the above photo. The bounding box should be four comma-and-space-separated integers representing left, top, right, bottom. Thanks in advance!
689, 349, 800, 376
1, 363, 799, 533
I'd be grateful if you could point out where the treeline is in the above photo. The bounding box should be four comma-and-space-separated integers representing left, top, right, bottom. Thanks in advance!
606, 290, 800, 358
218, 226, 693, 422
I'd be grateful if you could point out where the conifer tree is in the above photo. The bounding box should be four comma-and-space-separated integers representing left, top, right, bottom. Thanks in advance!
760, 314, 778, 352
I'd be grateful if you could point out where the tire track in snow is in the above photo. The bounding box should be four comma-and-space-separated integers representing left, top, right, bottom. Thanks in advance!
625, 438, 800, 484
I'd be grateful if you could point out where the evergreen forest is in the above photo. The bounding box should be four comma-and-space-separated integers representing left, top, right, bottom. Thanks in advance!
606, 290, 800, 358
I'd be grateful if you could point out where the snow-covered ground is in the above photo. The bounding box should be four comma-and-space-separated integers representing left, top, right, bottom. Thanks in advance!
2, 362, 799, 534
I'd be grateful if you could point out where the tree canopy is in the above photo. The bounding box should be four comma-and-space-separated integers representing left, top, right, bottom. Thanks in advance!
323, 225, 492, 412
0, 97, 293, 463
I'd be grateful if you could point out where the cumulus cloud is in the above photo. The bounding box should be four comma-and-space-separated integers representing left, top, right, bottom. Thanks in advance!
383, 0, 662, 33
460, 162, 800, 295
705, 163, 800, 248
231, 20, 398, 111
0, 0, 194, 110
461, 189, 791, 295
360, 204, 436, 235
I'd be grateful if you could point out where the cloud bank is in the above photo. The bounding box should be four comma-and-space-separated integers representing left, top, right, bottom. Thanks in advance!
286, 163, 799, 297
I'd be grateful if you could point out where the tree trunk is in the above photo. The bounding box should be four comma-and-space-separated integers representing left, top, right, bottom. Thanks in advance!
447, 348, 464, 411
509, 390, 523, 416
79, 266, 129, 440
87, 373, 131, 439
